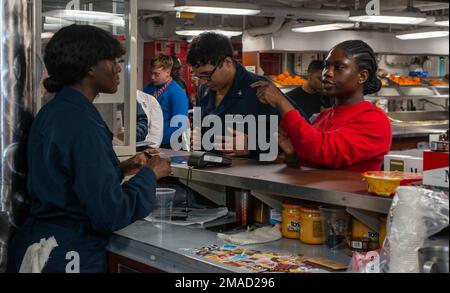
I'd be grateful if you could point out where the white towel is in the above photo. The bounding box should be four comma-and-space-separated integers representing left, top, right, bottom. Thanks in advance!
217, 226, 282, 245
19, 237, 58, 273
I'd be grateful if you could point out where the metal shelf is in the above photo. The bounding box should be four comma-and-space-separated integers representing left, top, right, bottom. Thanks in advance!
369, 79, 449, 100
164, 150, 393, 214
109, 220, 351, 273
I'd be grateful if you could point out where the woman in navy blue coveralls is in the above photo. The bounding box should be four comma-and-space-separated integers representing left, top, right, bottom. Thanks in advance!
7, 24, 172, 273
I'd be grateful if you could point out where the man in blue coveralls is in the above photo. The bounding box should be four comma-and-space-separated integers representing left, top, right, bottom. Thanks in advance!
187, 32, 306, 160
7, 25, 172, 273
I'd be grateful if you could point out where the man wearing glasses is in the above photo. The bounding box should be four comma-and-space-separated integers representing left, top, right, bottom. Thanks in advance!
187, 32, 304, 160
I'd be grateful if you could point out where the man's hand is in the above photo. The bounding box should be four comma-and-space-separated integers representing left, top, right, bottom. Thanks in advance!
214, 128, 249, 157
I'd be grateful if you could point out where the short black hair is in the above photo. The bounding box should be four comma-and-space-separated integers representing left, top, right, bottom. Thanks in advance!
186, 32, 233, 68
43, 24, 125, 93
307, 60, 325, 74
333, 40, 381, 95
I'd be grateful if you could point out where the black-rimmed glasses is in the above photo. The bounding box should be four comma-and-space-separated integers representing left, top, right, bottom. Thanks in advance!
191, 59, 224, 82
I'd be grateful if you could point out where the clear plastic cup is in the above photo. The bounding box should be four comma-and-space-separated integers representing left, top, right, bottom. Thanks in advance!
151, 188, 176, 224
319, 206, 351, 249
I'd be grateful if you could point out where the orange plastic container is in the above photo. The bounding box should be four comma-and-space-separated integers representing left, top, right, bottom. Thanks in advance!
362, 171, 423, 196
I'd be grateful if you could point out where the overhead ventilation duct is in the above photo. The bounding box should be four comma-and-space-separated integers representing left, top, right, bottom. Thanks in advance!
140, 17, 156, 39
246, 17, 285, 37
258, 7, 351, 22
139, 15, 167, 40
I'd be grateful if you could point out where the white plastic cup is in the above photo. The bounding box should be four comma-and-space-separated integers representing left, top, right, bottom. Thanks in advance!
151, 188, 176, 223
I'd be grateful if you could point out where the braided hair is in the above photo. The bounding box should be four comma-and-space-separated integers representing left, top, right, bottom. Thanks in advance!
333, 40, 381, 95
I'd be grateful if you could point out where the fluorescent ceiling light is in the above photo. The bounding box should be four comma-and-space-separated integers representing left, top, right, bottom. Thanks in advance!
44, 9, 125, 26
435, 20, 449, 27
174, 0, 260, 16
43, 22, 110, 32
45, 16, 73, 24
43, 23, 66, 31
41, 32, 54, 39
396, 28, 449, 40
292, 22, 355, 33
349, 10, 428, 25
176, 28, 242, 37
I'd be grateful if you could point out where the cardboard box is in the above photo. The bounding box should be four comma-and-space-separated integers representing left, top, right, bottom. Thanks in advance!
429, 134, 441, 143
384, 154, 423, 174
423, 151, 449, 188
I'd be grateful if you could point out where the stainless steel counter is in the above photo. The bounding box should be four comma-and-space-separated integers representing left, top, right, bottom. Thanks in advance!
392, 123, 448, 139
108, 151, 371, 272
108, 152, 448, 273
108, 220, 351, 273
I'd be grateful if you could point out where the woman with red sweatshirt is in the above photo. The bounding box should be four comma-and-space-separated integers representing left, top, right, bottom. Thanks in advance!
251, 40, 391, 172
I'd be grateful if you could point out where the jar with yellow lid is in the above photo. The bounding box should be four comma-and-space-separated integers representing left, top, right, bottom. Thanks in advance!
351, 218, 380, 251
299, 207, 323, 244
281, 203, 301, 239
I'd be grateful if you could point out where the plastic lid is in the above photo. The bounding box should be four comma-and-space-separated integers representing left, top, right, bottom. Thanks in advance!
282, 202, 301, 209
300, 206, 320, 213
318, 205, 347, 212
362, 171, 423, 181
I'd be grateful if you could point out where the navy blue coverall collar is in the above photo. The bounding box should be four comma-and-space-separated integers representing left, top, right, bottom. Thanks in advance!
56, 86, 113, 138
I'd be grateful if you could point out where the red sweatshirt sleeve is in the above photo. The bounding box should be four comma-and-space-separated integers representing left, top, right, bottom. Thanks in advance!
280, 108, 391, 169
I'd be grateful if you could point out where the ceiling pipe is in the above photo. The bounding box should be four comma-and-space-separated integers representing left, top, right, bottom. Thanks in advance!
258, 6, 444, 26
258, 7, 351, 22
245, 16, 285, 37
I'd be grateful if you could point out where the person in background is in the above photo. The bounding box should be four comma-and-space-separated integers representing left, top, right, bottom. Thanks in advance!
251, 40, 392, 172
144, 55, 188, 148
7, 24, 171, 273
286, 60, 334, 121
187, 32, 306, 159
170, 55, 189, 97
136, 101, 148, 142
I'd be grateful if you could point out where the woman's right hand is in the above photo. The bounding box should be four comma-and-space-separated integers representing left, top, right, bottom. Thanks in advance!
250, 81, 295, 116
146, 156, 172, 180
250, 81, 285, 108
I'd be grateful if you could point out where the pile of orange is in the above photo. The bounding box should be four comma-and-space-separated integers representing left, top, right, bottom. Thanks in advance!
272, 71, 306, 86
428, 79, 448, 86
388, 74, 422, 85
